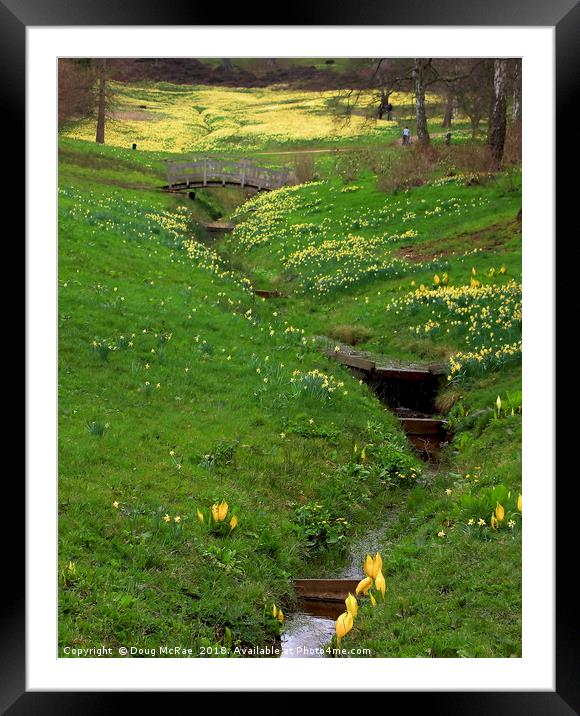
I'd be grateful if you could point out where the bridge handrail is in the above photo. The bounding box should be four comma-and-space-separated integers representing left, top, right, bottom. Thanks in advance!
165, 156, 289, 190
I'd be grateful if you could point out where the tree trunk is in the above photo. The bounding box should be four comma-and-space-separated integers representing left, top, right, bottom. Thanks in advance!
95, 59, 106, 145
487, 59, 508, 169
441, 89, 453, 128
513, 60, 522, 122
413, 59, 431, 146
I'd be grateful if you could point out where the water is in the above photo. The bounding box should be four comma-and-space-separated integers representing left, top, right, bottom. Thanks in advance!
279, 601, 340, 658
279, 527, 390, 658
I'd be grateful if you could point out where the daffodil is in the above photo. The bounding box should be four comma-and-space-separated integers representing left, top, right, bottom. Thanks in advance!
335, 611, 353, 647
272, 603, 278, 618
375, 571, 386, 597
196, 509, 205, 524
229, 515, 238, 531
355, 576, 373, 595
518, 494, 522, 512
369, 593, 377, 607
345, 593, 358, 619
495, 503, 505, 522
278, 609, 284, 624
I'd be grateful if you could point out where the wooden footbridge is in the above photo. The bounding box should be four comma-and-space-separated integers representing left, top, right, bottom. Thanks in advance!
164, 157, 292, 192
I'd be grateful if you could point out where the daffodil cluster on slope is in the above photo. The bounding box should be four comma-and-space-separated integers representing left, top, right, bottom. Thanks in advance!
386, 277, 522, 381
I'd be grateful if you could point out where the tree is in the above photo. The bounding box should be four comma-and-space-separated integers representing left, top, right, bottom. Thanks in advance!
487, 59, 509, 168
512, 59, 522, 122
58, 59, 94, 128
411, 59, 433, 145
452, 59, 494, 139
95, 59, 107, 144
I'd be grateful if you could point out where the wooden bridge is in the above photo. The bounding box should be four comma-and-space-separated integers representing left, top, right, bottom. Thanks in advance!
164, 157, 292, 192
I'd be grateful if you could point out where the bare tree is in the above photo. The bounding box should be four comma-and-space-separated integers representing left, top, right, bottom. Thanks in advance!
452, 59, 494, 138
58, 59, 95, 128
512, 59, 522, 122
95, 59, 107, 144
487, 59, 509, 168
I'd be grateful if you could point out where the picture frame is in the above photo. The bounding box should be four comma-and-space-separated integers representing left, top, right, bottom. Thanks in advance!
12, 0, 574, 707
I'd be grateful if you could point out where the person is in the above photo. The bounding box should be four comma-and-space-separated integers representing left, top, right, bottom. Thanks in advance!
386, 102, 393, 121
378, 100, 387, 120
402, 126, 411, 145
445, 130, 452, 146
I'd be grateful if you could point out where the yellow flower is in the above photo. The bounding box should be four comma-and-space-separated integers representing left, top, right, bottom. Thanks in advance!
345, 593, 358, 619
229, 515, 238, 531
355, 576, 373, 595
272, 603, 278, 618
112, 501, 119, 509
364, 552, 382, 578
517, 494, 522, 513
495, 503, 505, 522
490, 514, 498, 530
212, 501, 229, 522
174, 515, 181, 523
375, 571, 386, 597
335, 611, 353, 646
196, 509, 205, 524
369, 593, 377, 607
163, 514, 171, 523
278, 609, 284, 624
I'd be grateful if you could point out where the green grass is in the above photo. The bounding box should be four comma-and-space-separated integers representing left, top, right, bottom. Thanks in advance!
59, 84, 521, 658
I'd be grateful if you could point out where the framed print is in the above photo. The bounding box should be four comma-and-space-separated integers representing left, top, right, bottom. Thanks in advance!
11, 0, 575, 708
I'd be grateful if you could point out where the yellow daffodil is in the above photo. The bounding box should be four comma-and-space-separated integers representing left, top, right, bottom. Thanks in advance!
369, 593, 377, 607
490, 514, 498, 530
278, 609, 284, 624
229, 515, 238, 531
355, 576, 373, 595
272, 603, 278, 618
218, 501, 229, 521
335, 611, 353, 647
345, 593, 358, 619
196, 509, 205, 524
375, 571, 386, 597
364, 554, 375, 578
518, 494, 522, 512
495, 503, 505, 522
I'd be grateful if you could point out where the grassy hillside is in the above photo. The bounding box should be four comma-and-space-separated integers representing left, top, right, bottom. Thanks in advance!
59, 83, 521, 658
58, 143, 424, 655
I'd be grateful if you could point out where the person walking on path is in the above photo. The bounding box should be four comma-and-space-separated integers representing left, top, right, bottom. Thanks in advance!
402, 126, 411, 145
386, 102, 393, 121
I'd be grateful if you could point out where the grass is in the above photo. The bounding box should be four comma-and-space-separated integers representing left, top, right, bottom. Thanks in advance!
59, 80, 521, 658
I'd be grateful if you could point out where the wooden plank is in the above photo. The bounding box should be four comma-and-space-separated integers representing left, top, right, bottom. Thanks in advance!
331, 352, 375, 372
255, 289, 284, 298
398, 417, 446, 435
293, 578, 360, 602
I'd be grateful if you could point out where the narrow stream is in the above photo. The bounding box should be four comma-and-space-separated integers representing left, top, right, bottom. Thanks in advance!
279, 360, 447, 658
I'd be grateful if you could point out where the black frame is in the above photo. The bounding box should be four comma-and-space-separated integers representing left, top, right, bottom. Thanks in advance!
12, 0, 575, 709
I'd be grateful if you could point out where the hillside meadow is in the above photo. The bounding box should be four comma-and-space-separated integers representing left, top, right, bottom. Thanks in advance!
58, 81, 521, 658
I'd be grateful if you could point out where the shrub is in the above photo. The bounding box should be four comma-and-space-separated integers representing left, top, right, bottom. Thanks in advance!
327, 324, 373, 346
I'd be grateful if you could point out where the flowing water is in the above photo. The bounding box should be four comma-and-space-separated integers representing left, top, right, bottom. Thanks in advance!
279, 521, 397, 657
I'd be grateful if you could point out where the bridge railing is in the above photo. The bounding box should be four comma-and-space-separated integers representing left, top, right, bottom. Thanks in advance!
165, 157, 290, 191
